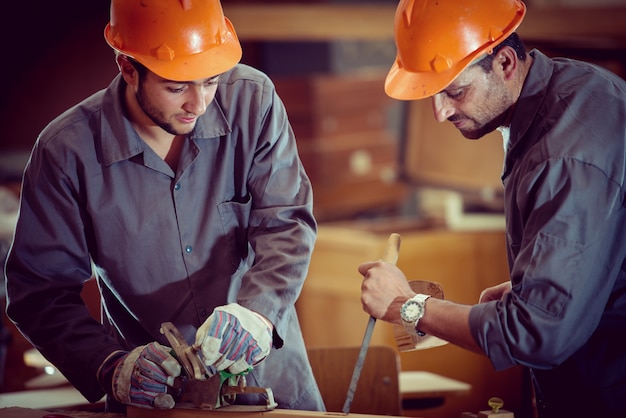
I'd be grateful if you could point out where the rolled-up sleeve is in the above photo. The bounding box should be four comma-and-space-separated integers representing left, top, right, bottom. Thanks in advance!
471, 155, 625, 370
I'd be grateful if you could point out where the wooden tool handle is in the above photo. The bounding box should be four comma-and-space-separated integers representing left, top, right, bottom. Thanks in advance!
381, 232, 401, 265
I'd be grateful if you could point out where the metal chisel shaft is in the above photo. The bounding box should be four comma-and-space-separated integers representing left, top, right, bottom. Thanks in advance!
342, 233, 401, 415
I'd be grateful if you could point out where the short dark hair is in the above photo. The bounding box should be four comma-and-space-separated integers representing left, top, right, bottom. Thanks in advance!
475, 32, 526, 73
126, 57, 149, 78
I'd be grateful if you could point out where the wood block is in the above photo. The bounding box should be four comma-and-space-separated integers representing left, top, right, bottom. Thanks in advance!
477, 410, 514, 418
0, 407, 121, 418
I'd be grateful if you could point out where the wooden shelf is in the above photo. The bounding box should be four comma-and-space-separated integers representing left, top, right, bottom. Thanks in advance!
223, 3, 626, 46
223, 4, 395, 41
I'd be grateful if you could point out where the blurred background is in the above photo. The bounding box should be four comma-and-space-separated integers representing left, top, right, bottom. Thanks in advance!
1, 0, 625, 219
1, 1, 625, 417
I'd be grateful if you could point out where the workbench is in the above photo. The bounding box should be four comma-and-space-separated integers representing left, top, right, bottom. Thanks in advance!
4, 224, 515, 417
0, 407, 121, 418
0, 406, 407, 418
125, 407, 405, 418
0, 369, 469, 414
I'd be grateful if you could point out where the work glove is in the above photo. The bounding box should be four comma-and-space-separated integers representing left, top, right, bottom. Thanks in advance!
194, 303, 273, 374
103, 342, 182, 409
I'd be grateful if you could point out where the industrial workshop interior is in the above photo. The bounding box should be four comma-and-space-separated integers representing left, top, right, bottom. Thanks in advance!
1, 0, 625, 417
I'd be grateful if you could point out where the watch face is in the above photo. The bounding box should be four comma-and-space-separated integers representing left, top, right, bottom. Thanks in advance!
401, 300, 424, 323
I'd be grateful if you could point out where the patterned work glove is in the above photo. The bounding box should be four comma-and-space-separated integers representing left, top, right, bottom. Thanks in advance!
107, 342, 182, 409
194, 303, 273, 374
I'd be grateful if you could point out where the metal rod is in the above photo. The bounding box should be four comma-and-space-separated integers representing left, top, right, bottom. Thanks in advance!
342, 315, 376, 414
341, 233, 401, 415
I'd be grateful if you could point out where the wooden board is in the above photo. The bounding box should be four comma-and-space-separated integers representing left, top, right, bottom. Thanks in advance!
0, 407, 398, 418
0, 407, 122, 418
307, 346, 401, 416
127, 406, 399, 418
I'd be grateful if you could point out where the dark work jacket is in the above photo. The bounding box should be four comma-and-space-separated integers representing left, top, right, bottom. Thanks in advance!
5, 64, 324, 412
470, 50, 626, 417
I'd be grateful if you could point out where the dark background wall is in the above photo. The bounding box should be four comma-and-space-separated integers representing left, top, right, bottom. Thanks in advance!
0, 0, 394, 155
1, 1, 115, 153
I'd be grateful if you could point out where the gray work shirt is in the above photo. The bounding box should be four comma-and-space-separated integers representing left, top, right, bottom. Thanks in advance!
5, 63, 324, 411
469, 50, 626, 415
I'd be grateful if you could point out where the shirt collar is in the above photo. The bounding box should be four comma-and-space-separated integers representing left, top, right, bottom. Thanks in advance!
99, 74, 232, 166
500, 50, 554, 178
508, 49, 554, 153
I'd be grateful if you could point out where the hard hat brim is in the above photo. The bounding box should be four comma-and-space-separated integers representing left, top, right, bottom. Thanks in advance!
385, 0, 526, 101
384, 59, 462, 101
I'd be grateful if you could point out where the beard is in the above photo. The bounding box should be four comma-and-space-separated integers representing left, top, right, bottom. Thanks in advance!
452, 77, 515, 140
453, 108, 511, 140
135, 82, 195, 136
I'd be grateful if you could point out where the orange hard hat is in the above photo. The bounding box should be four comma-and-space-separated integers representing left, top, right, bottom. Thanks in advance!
104, 0, 242, 81
385, 0, 526, 100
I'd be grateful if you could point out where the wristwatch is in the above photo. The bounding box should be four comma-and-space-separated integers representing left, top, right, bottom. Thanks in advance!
400, 294, 430, 336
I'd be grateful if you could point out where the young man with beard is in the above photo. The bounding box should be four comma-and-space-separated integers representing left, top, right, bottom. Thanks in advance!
5, 0, 324, 413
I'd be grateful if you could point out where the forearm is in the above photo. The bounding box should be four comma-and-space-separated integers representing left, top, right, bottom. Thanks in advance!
418, 298, 483, 355
359, 261, 483, 355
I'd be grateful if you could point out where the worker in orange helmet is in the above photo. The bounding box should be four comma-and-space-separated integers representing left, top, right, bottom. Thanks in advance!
5, 0, 324, 413
359, 0, 626, 417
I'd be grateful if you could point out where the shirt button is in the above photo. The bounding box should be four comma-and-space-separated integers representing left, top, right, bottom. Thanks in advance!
185, 245, 193, 253
174, 183, 181, 190
200, 309, 207, 318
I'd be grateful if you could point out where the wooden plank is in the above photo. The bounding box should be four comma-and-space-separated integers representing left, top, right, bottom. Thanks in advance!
307, 346, 401, 415
0, 407, 121, 418
127, 406, 396, 418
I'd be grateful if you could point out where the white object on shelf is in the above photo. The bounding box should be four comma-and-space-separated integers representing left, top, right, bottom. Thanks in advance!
399, 370, 472, 397
418, 188, 505, 231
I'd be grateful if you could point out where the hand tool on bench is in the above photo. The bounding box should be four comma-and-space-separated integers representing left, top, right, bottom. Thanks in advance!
160, 322, 277, 411
342, 233, 401, 415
